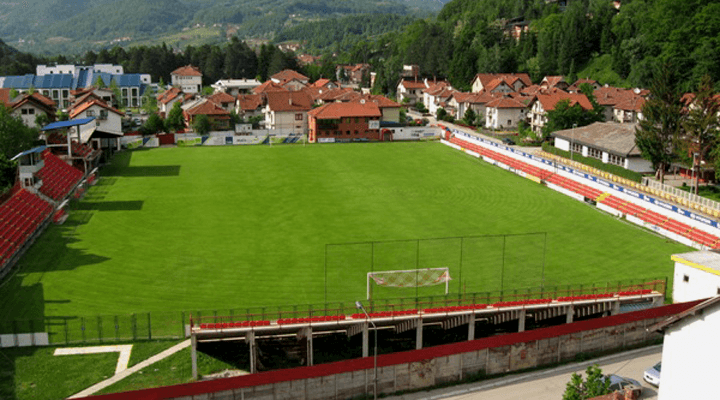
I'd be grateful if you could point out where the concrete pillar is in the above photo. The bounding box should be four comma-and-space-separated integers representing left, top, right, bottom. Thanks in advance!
611, 301, 621, 316
191, 333, 198, 380
518, 309, 526, 332
299, 327, 313, 366
362, 322, 369, 358
416, 318, 423, 350
652, 296, 664, 307
468, 313, 476, 341
246, 331, 257, 374
566, 306, 574, 324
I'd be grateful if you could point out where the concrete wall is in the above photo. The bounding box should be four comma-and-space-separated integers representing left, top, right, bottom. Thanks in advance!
86, 302, 700, 400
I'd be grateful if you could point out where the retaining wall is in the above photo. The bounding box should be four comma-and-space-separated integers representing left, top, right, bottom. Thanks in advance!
86, 301, 700, 400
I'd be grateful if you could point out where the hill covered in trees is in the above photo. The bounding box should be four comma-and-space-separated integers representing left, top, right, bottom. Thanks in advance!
370, 0, 720, 94
0, 0, 443, 55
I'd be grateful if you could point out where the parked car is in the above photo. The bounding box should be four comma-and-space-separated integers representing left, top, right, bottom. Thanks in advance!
502, 137, 515, 145
643, 362, 661, 386
606, 374, 643, 397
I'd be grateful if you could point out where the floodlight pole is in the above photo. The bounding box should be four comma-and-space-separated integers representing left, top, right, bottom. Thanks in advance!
356, 301, 378, 400
571, 123, 577, 161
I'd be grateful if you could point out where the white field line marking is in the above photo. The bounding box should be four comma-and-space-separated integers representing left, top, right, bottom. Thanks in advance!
68, 339, 190, 399
54, 345, 133, 375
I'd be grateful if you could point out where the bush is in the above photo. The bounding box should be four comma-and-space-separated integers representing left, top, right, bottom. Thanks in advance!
541, 142, 643, 182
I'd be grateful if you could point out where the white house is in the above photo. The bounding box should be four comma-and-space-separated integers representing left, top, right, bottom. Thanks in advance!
0, 89, 56, 127
670, 251, 720, 303
69, 99, 124, 151
550, 122, 653, 173
484, 97, 528, 129
211, 79, 261, 96
262, 91, 313, 134
651, 296, 720, 400
171, 65, 203, 94
527, 92, 593, 133
396, 79, 427, 104
157, 87, 184, 114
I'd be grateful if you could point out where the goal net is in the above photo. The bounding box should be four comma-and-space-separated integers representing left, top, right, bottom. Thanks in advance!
367, 267, 451, 300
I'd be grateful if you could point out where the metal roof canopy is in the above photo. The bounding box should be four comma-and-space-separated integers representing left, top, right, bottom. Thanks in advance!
11, 145, 47, 161
41, 117, 95, 131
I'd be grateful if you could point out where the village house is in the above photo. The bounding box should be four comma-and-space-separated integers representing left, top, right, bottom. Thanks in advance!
471, 73, 532, 93
157, 87, 184, 115
171, 65, 203, 94
235, 94, 263, 120
527, 91, 593, 132
307, 101, 383, 143
396, 79, 428, 104
210, 79, 261, 96
485, 96, 530, 130
0, 89, 56, 127
262, 90, 313, 134
68, 98, 124, 152
184, 100, 231, 131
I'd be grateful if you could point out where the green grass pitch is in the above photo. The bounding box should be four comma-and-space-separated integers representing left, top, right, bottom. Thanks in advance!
0, 142, 688, 325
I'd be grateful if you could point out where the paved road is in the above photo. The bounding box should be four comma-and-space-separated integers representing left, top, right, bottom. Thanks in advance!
386, 345, 661, 400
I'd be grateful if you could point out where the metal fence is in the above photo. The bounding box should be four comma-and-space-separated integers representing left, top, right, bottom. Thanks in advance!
643, 177, 720, 214
0, 277, 666, 346
190, 277, 667, 329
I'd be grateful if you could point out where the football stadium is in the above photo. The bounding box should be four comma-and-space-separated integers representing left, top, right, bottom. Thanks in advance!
0, 139, 696, 398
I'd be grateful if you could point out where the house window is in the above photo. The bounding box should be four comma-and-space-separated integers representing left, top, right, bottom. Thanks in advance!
28, 108, 35, 115
683, 274, 689, 282
87, 110, 95, 117
355, 117, 359, 123
21, 109, 28, 115
62, 90, 68, 98
295, 113, 302, 121
346, 131, 350, 135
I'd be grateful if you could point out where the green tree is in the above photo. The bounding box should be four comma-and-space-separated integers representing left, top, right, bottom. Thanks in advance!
193, 114, 211, 135
636, 64, 685, 183
34, 112, 50, 129
683, 75, 720, 194
0, 154, 16, 192
563, 365, 610, 400
165, 102, 185, 132
542, 98, 603, 138
0, 104, 40, 159
94, 76, 107, 88
463, 108, 477, 126
108, 79, 125, 109
9, 88, 19, 99
143, 113, 165, 135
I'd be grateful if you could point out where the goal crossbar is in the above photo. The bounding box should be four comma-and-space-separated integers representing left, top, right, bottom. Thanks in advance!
367, 267, 451, 300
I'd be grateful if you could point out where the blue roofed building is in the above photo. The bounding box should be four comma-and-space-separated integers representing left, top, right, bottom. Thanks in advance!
0, 64, 151, 110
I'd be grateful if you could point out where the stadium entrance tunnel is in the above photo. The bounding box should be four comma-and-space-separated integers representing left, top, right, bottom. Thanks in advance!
190, 291, 664, 378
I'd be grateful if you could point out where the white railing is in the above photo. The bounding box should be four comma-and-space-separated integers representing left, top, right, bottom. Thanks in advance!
642, 177, 720, 213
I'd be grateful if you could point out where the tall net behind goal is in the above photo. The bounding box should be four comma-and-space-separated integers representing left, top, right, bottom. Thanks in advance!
367, 268, 450, 300
323, 233, 547, 304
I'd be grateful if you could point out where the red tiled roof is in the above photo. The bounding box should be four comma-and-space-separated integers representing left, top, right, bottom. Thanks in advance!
271, 69, 309, 83
485, 97, 528, 109
317, 87, 355, 102
334, 91, 363, 102
593, 87, 634, 107
171, 65, 202, 77
237, 94, 263, 111
29, 92, 56, 108
158, 87, 183, 104
311, 79, 331, 88
485, 78, 513, 92
567, 79, 599, 91
253, 80, 289, 95
264, 91, 313, 112
363, 95, 401, 108
614, 96, 646, 112
207, 92, 236, 105
185, 100, 230, 116
308, 101, 381, 119
399, 79, 427, 90
473, 73, 532, 89
535, 93, 593, 111
541, 76, 565, 88
69, 99, 123, 119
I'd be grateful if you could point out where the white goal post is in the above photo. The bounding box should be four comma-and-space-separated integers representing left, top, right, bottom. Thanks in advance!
366, 267, 451, 300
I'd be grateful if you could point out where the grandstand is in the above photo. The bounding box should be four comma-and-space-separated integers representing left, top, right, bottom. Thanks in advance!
445, 132, 720, 250
0, 146, 88, 279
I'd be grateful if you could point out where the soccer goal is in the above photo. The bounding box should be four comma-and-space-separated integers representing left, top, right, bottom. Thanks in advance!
367, 267, 451, 300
